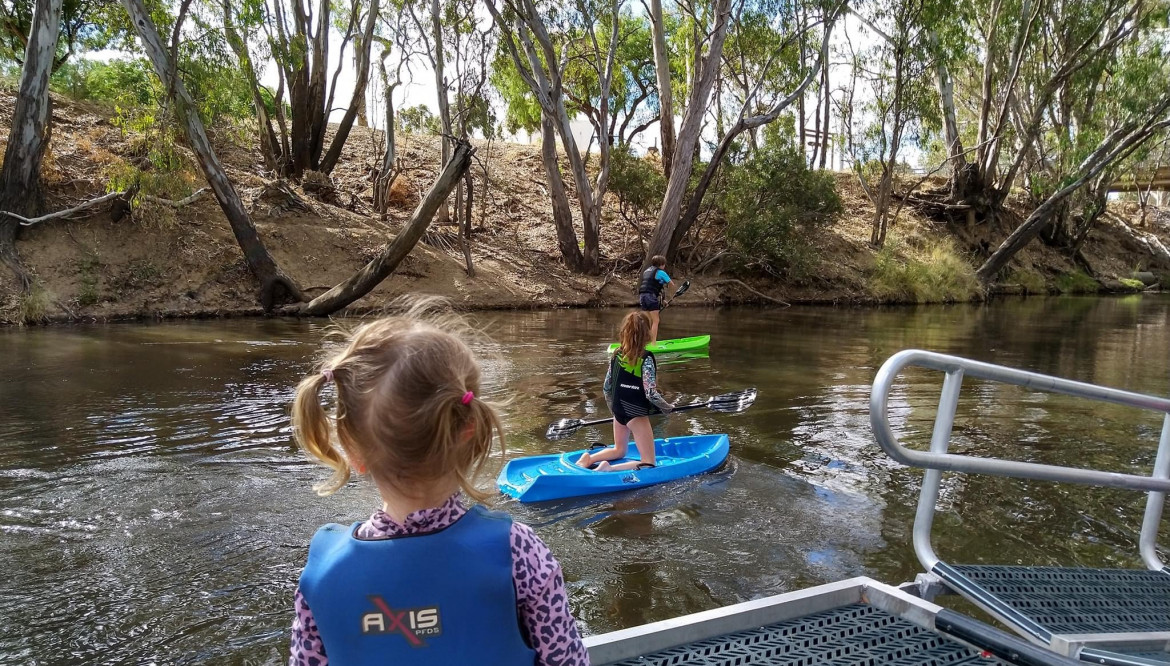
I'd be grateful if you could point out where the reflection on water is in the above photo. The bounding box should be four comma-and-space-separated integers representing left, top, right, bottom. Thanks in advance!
1, 296, 1168, 662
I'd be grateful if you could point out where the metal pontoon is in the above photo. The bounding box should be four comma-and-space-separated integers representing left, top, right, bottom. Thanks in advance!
581, 349, 1170, 665
870, 350, 1170, 665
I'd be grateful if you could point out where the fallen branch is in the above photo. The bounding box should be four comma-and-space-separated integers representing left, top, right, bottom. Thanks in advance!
593, 258, 622, 298
295, 140, 475, 316
3, 190, 127, 227
706, 278, 791, 307
140, 187, 209, 208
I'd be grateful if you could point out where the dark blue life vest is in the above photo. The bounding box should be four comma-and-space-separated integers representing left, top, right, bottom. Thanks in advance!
298, 504, 536, 666
612, 350, 657, 417
639, 266, 665, 295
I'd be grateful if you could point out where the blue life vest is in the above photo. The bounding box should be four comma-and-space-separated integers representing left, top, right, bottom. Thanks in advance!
298, 504, 536, 666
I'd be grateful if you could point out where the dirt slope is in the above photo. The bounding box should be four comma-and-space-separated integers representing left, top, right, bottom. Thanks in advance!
1, 90, 1168, 325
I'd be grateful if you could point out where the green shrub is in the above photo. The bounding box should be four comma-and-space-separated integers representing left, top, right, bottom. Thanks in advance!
1006, 269, 1047, 294
19, 282, 52, 324
52, 54, 252, 125
399, 105, 442, 135
720, 125, 842, 276
52, 58, 160, 107
1054, 271, 1100, 294
870, 236, 980, 303
77, 256, 102, 307
1119, 277, 1146, 291
609, 146, 666, 241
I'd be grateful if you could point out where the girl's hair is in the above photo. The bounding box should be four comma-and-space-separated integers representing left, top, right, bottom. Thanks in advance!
291, 298, 503, 501
616, 311, 653, 365
649, 255, 666, 268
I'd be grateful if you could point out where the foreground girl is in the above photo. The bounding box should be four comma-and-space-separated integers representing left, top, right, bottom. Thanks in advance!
577, 312, 674, 472
289, 306, 588, 665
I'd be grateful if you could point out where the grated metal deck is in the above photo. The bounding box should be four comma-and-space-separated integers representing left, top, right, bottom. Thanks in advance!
938, 565, 1170, 636
607, 603, 1007, 666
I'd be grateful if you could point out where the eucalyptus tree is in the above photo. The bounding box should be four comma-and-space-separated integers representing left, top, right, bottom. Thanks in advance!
0, 0, 129, 72
485, 0, 627, 273
926, 0, 1159, 222
849, 0, 940, 247
222, 0, 380, 178
974, 31, 1170, 281
646, 0, 675, 177
0, 0, 59, 290
121, 0, 305, 308
665, 0, 844, 260
490, 48, 584, 270
643, 0, 733, 263
913, 0, 1170, 280
372, 6, 422, 213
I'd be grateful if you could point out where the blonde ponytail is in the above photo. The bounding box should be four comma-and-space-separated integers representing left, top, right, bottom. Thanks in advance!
291, 371, 351, 495
290, 297, 509, 502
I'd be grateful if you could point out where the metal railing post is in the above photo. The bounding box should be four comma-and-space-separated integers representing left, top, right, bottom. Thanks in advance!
913, 369, 964, 572
1139, 413, 1170, 571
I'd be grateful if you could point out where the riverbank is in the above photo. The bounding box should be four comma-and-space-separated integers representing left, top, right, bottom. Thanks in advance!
3, 91, 1169, 325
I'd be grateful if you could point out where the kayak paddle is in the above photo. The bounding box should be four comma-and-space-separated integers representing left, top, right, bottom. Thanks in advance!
663, 280, 690, 309
544, 388, 757, 440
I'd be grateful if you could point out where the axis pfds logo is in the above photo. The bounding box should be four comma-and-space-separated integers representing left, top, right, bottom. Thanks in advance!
361, 596, 442, 647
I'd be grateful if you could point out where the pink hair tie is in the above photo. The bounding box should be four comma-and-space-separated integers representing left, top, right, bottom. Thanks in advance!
461, 391, 475, 405
321, 369, 334, 383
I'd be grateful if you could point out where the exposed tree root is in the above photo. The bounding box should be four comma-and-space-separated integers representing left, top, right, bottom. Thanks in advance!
706, 279, 791, 306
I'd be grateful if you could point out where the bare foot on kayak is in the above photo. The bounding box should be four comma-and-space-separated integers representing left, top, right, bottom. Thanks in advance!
595, 461, 612, 472
576, 452, 592, 468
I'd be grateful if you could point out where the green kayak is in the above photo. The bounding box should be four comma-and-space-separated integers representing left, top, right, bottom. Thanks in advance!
606, 335, 711, 355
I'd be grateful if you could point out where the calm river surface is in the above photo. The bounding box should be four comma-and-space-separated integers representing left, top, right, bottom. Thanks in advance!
2, 297, 1169, 664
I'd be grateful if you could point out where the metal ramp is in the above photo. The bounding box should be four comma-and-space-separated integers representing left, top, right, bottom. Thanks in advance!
585, 577, 1081, 666
871, 350, 1170, 665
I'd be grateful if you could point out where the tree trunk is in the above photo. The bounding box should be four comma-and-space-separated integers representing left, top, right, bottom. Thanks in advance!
319, 0, 380, 174
223, 0, 283, 172
298, 141, 474, 316
374, 58, 398, 214
976, 114, 1170, 282
649, 0, 675, 179
461, 169, 475, 277
541, 115, 584, 270
0, 0, 60, 291
355, 35, 369, 127
282, 0, 331, 177
645, 0, 733, 263
431, 0, 451, 226
667, 7, 835, 258
818, 57, 830, 170
872, 57, 906, 248
122, 0, 304, 310
810, 77, 822, 168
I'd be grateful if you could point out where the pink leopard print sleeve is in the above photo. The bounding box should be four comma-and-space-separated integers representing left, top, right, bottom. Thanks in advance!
511, 521, 590, 666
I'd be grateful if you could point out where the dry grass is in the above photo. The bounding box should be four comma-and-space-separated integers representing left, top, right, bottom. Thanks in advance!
869, 234, 981, 303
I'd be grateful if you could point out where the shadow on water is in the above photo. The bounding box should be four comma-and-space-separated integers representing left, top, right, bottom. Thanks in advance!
0, 296, 1169, 661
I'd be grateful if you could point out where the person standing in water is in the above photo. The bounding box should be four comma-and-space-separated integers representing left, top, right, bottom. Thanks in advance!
288, 303, 588, 666
638, 254, 675, 343
577, 311, 674, 472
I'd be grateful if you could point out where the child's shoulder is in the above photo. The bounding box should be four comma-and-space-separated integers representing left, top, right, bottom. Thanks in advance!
508, 520, 556, 563
508, 520, 562, 593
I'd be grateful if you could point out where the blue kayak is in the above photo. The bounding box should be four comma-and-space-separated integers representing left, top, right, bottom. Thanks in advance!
497, 434, 730, 503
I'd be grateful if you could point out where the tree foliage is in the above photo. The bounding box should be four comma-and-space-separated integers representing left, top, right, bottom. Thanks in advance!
720, 125, 841, 275
1, 0, 1168, 294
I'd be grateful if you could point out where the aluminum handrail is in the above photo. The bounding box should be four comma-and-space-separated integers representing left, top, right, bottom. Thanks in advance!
869, 349, 1170, 572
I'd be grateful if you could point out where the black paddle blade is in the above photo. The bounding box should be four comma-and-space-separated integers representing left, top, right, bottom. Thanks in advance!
707, 388, 758, 413
674, 280, 691, 298
545, 418, 583, 440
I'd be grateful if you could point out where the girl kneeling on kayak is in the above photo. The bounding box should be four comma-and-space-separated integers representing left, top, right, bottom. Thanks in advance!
289, 302, 587, 666
578, 311, 675, 472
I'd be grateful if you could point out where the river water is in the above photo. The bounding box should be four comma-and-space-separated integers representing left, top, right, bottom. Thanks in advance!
1, 296, 1168, 664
